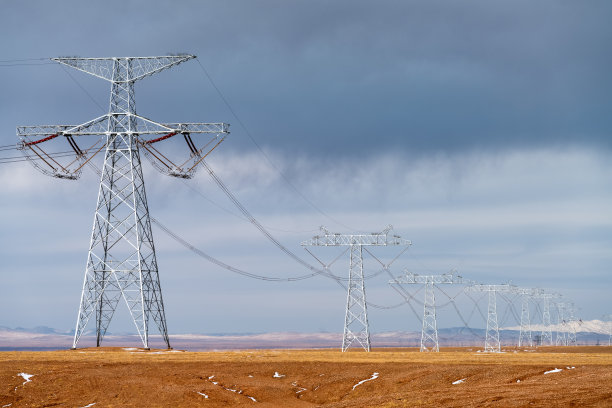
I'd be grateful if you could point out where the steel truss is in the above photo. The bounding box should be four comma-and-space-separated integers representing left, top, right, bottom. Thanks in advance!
302, 226, 411, 352
533, 291, 557, 346
390, 271, 466, 352
466, 284, 515, 353
512, 287, 537, 347
17, 55, 229, 349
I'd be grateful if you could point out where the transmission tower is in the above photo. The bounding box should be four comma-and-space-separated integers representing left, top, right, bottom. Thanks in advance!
555, 300, 568, 346
17, 55, 229, 349
532, 290, 557, 346
565, 302, 577, 346
466, 283, 515, 353
389, 270, 465, 352
302, 226, 411, 352
512, 287, 536, 347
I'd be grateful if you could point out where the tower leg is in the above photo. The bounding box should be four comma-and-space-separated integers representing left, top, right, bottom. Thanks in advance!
342, 244, 370, 352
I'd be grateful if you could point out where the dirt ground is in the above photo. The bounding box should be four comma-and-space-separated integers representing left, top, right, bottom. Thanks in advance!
1, 346, 611, 407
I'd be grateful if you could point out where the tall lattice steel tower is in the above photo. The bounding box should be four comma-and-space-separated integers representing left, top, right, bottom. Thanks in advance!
17, 55, 229, 349
513, 287, 536, 347
554, 300, 568, 346
302, 226, 411, 352
390, 270, 466, 352
467, 283, 514, 353
533, 290, 557, 346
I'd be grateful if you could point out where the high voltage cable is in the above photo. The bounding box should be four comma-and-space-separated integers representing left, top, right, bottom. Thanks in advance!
152, 217, 327, 282
0, 57, 49, 62
194, 58, 359, 233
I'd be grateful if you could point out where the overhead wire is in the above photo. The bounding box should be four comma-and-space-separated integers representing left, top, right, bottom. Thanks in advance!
194, 57, 360, 233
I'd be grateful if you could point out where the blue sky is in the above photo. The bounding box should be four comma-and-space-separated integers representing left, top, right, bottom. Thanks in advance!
0, 0, 610, 337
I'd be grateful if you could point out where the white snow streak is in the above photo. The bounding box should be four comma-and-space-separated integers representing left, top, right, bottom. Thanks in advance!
544, 368, 563, 375
352, 372, 379, 390
79, 404, 96, 408
197, 392, 209, 399
273, 372, 285, 378
452, 378, 467, 385
207, 376, 257, 402
18, 373, 34, 384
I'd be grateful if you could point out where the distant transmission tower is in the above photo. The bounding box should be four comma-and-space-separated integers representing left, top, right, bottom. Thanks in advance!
512, 287, 536, 347
17, 55, 229, 349
302, 226, 411, 352
533, 291, 557, 346
467, 284, 514, 353
555, 300, 568, 346
390, 270, 465, 352
565, 302, 577, 346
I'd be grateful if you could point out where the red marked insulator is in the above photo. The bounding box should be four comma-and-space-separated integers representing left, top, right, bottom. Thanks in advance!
25, 133, 59, 146
144, 132, 177, 144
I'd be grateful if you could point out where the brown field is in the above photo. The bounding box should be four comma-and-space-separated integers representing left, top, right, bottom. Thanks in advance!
1, 346, 611, 407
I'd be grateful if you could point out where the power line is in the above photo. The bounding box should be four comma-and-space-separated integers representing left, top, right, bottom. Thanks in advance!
0, 57, 49, 63
194, 58, 359, 232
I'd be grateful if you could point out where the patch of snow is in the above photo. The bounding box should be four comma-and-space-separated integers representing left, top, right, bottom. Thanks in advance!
352, 372, 379, 390
248, 375, 254, 378
18, 373, 34, 384
79, 404, 96, 408
2, 404, 12, 407
197, 392, 209, 399
544, 368, 563, 375
452, 378, 467, 385
123, 348, 138, 351
208, 375, 215, 379
207, 377, 257, 403
566, 366, 575, 370
516, 379, 521, 383
273, 372, 285, 378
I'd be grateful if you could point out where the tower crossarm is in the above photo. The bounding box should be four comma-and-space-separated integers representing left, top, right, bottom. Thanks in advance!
301, 225, 411, 247
389, 270, 465, 285
52, 55, 196, 83
511, 287, 540, 297
17, 114, 229, 137
532, 290, 560, 300
466, 283, 515, 293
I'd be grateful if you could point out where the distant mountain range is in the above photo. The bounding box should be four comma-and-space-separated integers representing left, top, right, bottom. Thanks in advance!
1, 321, 610, 351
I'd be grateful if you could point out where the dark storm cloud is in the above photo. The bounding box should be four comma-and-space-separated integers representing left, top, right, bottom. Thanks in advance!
2, 0, 611, 157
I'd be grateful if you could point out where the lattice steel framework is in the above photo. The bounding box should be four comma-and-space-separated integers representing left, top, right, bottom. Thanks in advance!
302, 226, 411, 352
17, 55, 229, 349
565, 302, 577, 346
533, 291, 557, 346
512, 287, 536, 347
555, 301, 568, 346
467, 284, 515, 353
390, 271, 466, 352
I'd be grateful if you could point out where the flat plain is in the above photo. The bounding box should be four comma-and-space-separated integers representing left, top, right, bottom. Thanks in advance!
1, 346, 611, 407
